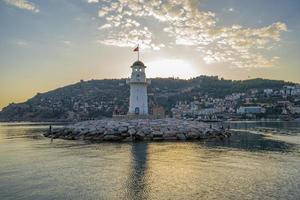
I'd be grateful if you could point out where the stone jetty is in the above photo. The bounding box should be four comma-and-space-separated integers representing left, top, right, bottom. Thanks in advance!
44, 118, 231, 142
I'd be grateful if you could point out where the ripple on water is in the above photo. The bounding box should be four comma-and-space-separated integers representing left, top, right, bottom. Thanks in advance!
0, 122, 299, 200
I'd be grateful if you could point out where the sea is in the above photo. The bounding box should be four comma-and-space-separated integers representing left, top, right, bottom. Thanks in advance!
0, 121, 299, 200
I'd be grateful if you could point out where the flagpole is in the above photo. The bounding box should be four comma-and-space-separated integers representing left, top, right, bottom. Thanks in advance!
138, 44, 140, 61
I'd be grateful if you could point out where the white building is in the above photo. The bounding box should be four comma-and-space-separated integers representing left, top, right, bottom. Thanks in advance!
290, 106, 300, 114
281, 85, 300, 96
225, 93, 245, 101
198, 108, 221, 115
264, 89, 273, 95
127, 60, 150, 115
292, 86, 300, 96
237, 106, 264, 114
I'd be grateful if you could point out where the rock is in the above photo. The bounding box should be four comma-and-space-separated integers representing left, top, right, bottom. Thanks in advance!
118, 126, 128, 133
122, 136, 133, 142
152, 131, 163, 136
178, 127, 188, 134
143, 135, 152, 141
176, 133, 186, 140
112, 127, 120, 134
152, 137, 164, 141
225, 131, 232, 137
92, 135, 104, 141
163, 130, 176, 138
43, 132, 50, 137
103, 134, 122, 141
163, 136, 177, 140
136, 131, 145, 137
86, 130, 98, 136
186, 131, 199, 140
96, 128, 105, 134
141, 127, 152, 135
152, 131, 164, 141
81, 129, 90, 135
128, 128, 136, 135
136, 130, 145, 135
74, 134, 85, 140
135, 131, 145, 141
121, 132, 130, 137
104, 129, 114, 135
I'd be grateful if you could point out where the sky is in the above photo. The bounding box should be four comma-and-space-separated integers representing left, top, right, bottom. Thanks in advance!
0, 0, 300, 110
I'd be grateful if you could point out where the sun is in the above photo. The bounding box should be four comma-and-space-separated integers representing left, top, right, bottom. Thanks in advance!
146, 59, 199, 79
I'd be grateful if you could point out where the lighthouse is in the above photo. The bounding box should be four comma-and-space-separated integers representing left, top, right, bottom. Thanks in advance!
127, 60, 150, 115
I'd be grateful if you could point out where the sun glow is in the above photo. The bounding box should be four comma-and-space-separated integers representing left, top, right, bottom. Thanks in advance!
146, 59, 199, 79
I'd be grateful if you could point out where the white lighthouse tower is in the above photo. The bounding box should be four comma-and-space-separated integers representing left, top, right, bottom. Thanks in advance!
127, 60, 149, 115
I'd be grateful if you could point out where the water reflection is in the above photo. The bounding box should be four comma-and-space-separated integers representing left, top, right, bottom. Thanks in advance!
127, 143, 149, 200
203, 131, 293, 152
224, 121, 300, 130
0, 123, 64, 141
0, 122, 299, 200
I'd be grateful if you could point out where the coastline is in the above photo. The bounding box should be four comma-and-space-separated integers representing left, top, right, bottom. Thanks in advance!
1, 118, 299, 123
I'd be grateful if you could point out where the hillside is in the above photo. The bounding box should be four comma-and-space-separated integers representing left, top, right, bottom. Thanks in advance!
0, 76, 294, 122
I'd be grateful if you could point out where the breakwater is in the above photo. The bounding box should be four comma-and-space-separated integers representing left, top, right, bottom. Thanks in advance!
44, 118, 231, 142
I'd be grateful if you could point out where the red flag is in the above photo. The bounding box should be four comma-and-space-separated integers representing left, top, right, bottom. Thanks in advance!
133, 46, 139, 52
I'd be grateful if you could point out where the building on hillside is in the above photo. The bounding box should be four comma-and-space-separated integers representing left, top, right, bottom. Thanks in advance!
290, 106, 300, 114
237, 106, 265, 114
291, 86, 300, 96
264, 89, 273, 95
152, 106, 165, 118
171, 102, 190, 119
198, 108, 220, 115
281, 85, 300, 96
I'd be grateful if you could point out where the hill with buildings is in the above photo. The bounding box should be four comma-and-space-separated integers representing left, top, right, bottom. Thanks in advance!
0, 76, 298, 122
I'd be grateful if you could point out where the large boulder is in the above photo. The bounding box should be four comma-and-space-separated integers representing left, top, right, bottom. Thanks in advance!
103, 134, 122, 141
163, 136, 177, 140
152, 131, 163, 137
176, 133, 186, 140
135, 131, 145, 141
86, 129, 98, 136
152, 131, 163, 141
122, 136, 133, 142
128, 128, 136, 135
163, 130, 177, 138
186, 131, 199, 140
96, 127, 105, 134
104, 129, 114, 135
118, 126, 128, 133
140, 127, 152, 135
120, 132, 130, 137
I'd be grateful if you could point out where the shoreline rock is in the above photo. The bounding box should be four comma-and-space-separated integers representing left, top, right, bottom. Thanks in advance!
44, 118, 231, 142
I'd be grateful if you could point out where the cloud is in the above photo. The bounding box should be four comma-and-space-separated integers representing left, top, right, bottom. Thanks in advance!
12, 39, 30, 47
4, 0, 39, 13
62, 40, 71, 46
92, 0, 287, 68
16, 39, 29, 46
98, 24, 112, 30
87, 0, 99, 3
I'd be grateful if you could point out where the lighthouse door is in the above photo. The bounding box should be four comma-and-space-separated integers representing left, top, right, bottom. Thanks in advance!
135, 107, 140, 115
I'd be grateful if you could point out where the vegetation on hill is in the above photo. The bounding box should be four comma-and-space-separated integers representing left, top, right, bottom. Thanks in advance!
0, 76, 293, 121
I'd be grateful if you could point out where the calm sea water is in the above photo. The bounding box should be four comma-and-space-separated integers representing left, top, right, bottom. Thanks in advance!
0, 121, 299, 200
